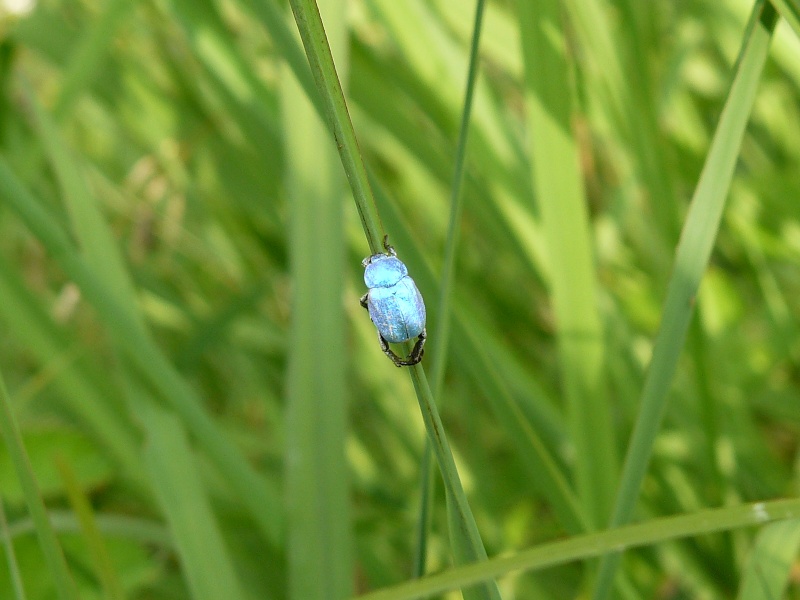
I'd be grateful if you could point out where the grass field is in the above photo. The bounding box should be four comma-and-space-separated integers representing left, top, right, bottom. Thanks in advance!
1, 0, 800, 598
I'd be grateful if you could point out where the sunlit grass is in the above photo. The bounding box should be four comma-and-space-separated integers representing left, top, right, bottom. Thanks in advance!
0, 0, 799, 599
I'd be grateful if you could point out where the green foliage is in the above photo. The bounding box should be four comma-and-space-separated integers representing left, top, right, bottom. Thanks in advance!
0, 0, 799, 599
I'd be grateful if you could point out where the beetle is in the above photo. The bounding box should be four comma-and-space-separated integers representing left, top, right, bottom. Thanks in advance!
360, 237, 426, 367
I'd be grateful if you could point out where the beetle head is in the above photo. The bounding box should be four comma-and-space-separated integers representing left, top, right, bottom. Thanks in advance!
363, 254, 408, 288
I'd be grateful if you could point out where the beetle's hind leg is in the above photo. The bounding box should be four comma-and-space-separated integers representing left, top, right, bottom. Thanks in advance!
360, 293, 369, 310
378, 329, 426, 367
378, 333, 408, 367
405, 329, 426, 366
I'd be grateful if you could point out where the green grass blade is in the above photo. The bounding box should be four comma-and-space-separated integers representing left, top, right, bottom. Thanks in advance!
517, 0, 617, 527
157, 0, 282, 169
0, 371, 79, 600
0, 156, 283, 547
240, 0, 320, 111
353, 498, 800, 600
412, 443, 435, 578
27, 86, 142, 327
426, 0, 486, 397
30, 84, 229, 576
26, 89, 243, 600
288, 0, 498, 593
282, 0, 351, 597
459, 324, 587, 533
565, 0, 680, 257
369, 174, 580, 538
0, 254, 143, 483
26, 59, 183, 534
142, 405, 247, 600
166, 0, 276, 120
592, 3, 779, 598
408, 367, 501, 600
771, 0, 800, 38
288, 0, 385, 252
373, 179, 585, 535
55, 457, 125, 600
736, 519, 800, 599
414, 0, 486, 577
7, 511, 172, 549
0, 497, 27, 600
53, 0, 137, 118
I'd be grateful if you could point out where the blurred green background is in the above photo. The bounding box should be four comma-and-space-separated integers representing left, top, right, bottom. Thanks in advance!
0, 0, 799, 598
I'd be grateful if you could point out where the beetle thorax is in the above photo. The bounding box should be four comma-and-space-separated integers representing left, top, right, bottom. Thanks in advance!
364, 255, 408, 288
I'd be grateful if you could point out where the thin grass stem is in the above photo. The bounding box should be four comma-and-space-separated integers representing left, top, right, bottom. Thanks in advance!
287, 0, 384, 252
354, 497, 800, 600
413, 0, 486, 578
287, 1, 499, 595
0, 372, 78, 600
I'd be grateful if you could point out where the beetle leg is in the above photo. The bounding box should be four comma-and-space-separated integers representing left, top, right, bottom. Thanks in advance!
405, 329, 426, 365
378, 332, 407, 367
377, 330, 426, 367
382, 234, 397, 257
360, 293, 369, 310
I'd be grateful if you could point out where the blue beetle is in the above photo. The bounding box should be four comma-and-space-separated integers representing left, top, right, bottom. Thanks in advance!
360, 238, 426, 367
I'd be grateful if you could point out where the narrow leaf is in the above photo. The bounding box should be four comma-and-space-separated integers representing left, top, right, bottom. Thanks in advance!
354, 498, 800, 600
592, 3, 779, 597
143, 406, 247, 600
0, 372, 79, 600
736, 519, 800, 600
282, 0, 351, 596
517, 0, 617, 526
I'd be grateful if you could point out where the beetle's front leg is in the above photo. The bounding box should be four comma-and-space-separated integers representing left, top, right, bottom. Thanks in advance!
382, 234, 397, 257
360, 293, 369, 310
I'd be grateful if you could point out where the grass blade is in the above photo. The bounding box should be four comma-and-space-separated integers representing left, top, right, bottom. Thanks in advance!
414, 0, 486, 577
592, 3, 779, 597
27, 85, 142, 327
143, 405, 247, 600
0, 254, 143, 483
428, 0, 485, 415
736, 519, 800, 599
53, 0, 137, 118
6, 512, 171, 549
353, 498, 800, 600
288, 0, 499, 595
0, 87, 144, 485
517, 0, 617, 527
288, 0, 385, 252
55, 457, 125, 600
282, 0, 351, 596
0, 371, 79, 600
23, 87, 247, 600
408, 367, 501, 600
771, 0, 800, 38
0, 156, 283, 547
0, 496, 27, 600
372, 178, 586, 535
